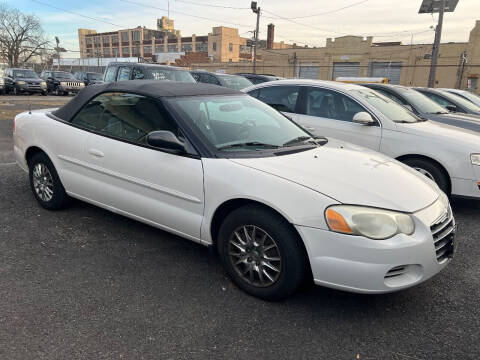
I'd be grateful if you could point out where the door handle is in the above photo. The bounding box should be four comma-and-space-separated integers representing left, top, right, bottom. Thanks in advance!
88, 148, 104, 158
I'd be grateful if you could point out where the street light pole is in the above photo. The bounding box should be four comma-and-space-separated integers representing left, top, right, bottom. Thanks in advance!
251, 2, 260, 74
427, 0, 447, 88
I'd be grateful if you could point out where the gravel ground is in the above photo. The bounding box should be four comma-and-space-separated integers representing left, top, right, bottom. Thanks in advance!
0, 102, 479, 359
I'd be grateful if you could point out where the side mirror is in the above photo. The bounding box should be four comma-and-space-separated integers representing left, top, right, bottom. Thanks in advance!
352, 112, 375, 125
146, 131, 186, 153
446, 105, 457, 112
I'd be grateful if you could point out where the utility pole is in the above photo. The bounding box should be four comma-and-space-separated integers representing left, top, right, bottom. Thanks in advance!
251, 2, 260, 74
427, 0, 446, 87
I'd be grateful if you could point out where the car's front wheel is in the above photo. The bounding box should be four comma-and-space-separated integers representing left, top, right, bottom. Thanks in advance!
28, 152, 69, 210
217, 204, 307, 300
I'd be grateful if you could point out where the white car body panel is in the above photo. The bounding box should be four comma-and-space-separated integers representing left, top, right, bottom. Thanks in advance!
14, 104, 456, 294
243, 80, 480, 199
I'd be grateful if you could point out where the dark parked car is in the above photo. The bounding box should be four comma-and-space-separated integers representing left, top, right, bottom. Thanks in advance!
414, 87, 480, 116
235, 73, 283, 84
3, 68, 47, 95
74, 71, 104, 86
362, 83, 480, 132
190, 70, 253, 90
441, 88, 480, 108
103, 62, 196, 83
40, 71, 85, 96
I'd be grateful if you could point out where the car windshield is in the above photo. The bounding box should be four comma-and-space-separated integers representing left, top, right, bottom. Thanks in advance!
88, 73, 103, 81
448, 90, 480, 107
397, 88, 448, 114
216, 74, 253, 90
438, 90, 480, 112
352, 89, 421, 123
144, 68, 196, 83
167, 95, 315, 153
53, 72, 75, 79
13, 70, 38, 78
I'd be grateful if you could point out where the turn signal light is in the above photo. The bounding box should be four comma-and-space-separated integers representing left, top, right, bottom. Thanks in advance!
326, 208, 353, 234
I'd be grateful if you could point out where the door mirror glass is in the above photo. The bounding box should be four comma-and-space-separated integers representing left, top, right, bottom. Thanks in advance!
352, 112, 375, 125
147, 131, 186, 152
446, 104, 457, 112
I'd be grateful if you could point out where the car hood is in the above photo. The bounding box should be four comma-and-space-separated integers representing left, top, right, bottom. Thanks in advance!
395, 120, 480, 148
17, 78, 42, 82
229, 139, 439, 213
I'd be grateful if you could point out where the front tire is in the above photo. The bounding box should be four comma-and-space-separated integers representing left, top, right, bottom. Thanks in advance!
402, 158, 449, 195
28, 152, 69, 210
217, 204, 307, 300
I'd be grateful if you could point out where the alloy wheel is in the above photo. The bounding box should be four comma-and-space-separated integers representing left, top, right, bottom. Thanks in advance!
414, 167, 435, 181
228, 225, 282, 287
32, 163, 54, 202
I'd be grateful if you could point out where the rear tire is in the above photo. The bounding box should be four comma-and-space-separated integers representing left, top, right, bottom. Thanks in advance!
28, 152, 69, 210
217, 204, 307, 300
402, 158, 449, 195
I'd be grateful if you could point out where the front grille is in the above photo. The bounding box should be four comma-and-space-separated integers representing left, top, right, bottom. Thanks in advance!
430, 207, 455, 263
385, 265, 407, 279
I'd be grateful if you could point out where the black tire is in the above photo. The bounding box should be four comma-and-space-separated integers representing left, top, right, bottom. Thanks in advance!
28, 152, 69, 210
217, 204, 307, 300
402, 158, 449, 194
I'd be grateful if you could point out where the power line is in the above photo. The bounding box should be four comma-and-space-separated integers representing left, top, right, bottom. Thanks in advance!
265, 0, 369, 20
118, 0, 252, 28
173, 0, 249, 10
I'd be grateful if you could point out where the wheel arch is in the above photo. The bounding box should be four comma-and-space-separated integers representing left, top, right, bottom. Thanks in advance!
25, 145, 50, 166
396, 154, 452, 194
209, 198, 312, 277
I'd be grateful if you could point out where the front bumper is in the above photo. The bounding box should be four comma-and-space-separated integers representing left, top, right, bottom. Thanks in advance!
16, 83, 46, 93
58, 84, 83, 93
451, 165, 480, 199
297, 197, 455, 294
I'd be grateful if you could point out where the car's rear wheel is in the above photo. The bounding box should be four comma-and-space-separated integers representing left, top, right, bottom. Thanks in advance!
217, 204, 307, 300
28, 152, 69, 210
402, 158, 449, 194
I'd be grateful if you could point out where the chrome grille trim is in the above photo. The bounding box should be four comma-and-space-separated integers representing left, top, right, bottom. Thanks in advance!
430, 206, 455, 263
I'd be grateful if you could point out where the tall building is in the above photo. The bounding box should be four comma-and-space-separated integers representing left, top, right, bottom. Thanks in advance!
78, 17, 249, 62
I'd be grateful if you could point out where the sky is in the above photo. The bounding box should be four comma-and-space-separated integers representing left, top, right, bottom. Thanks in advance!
4, 0, 480, 57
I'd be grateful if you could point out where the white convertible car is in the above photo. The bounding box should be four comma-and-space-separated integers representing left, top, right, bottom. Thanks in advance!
244, 80, 480, 200
13, 81, 455, 299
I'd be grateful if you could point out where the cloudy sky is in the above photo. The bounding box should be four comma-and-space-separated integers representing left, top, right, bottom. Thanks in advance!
5, 0, 480, 56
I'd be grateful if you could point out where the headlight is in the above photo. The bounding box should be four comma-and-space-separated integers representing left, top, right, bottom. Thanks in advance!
471, 154, 480, 166
60, 82, 66, 86
80, 82, 85, 87
41, 81, 46, 86
325, 205, 415, 240
0, 78, 4, 85
17, 81, 26, 85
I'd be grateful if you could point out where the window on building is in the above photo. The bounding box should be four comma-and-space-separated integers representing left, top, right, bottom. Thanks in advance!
181, 44, 192, 52
155, 45, 164, 53
121, 31, 129, 43
195, 42, 207, 52
143, 46, 152, 55
122, 47, 130, 57
112, 48, 119, 57
212, 42, 217, 51
132, 30, 140, 42
86, 48, 93, 57
85, 37, 92, 45
167, 44, 178, 52
229, 43, 233, 52
71, 92, 178, 145
132, 46, 140, 56
144, 30, 152, 41
103, 48, 110, 57
112, 35, 119, 44
103, 36, 110, 45
94, 37, 101, 45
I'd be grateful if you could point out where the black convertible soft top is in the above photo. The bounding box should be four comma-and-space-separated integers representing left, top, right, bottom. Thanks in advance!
52, 80, 242, 122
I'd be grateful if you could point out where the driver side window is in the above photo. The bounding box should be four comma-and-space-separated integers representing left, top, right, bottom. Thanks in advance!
305, 87, 367, 122
71, 92, 178, 145
257, 86, 299, 113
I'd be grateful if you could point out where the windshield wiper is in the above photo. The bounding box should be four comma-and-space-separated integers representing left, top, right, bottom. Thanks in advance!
283, 136, 314, 147
217, 142, 280, 150
427, 111, 449, 115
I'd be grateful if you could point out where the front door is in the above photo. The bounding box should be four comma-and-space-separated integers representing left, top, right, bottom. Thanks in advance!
69, 92, 205, 240
294, 86, 382, 151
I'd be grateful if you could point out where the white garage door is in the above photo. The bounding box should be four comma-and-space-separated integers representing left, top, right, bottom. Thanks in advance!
369, 62, 402, 84
299, 66, 319, 79
332, 62, 360, 80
